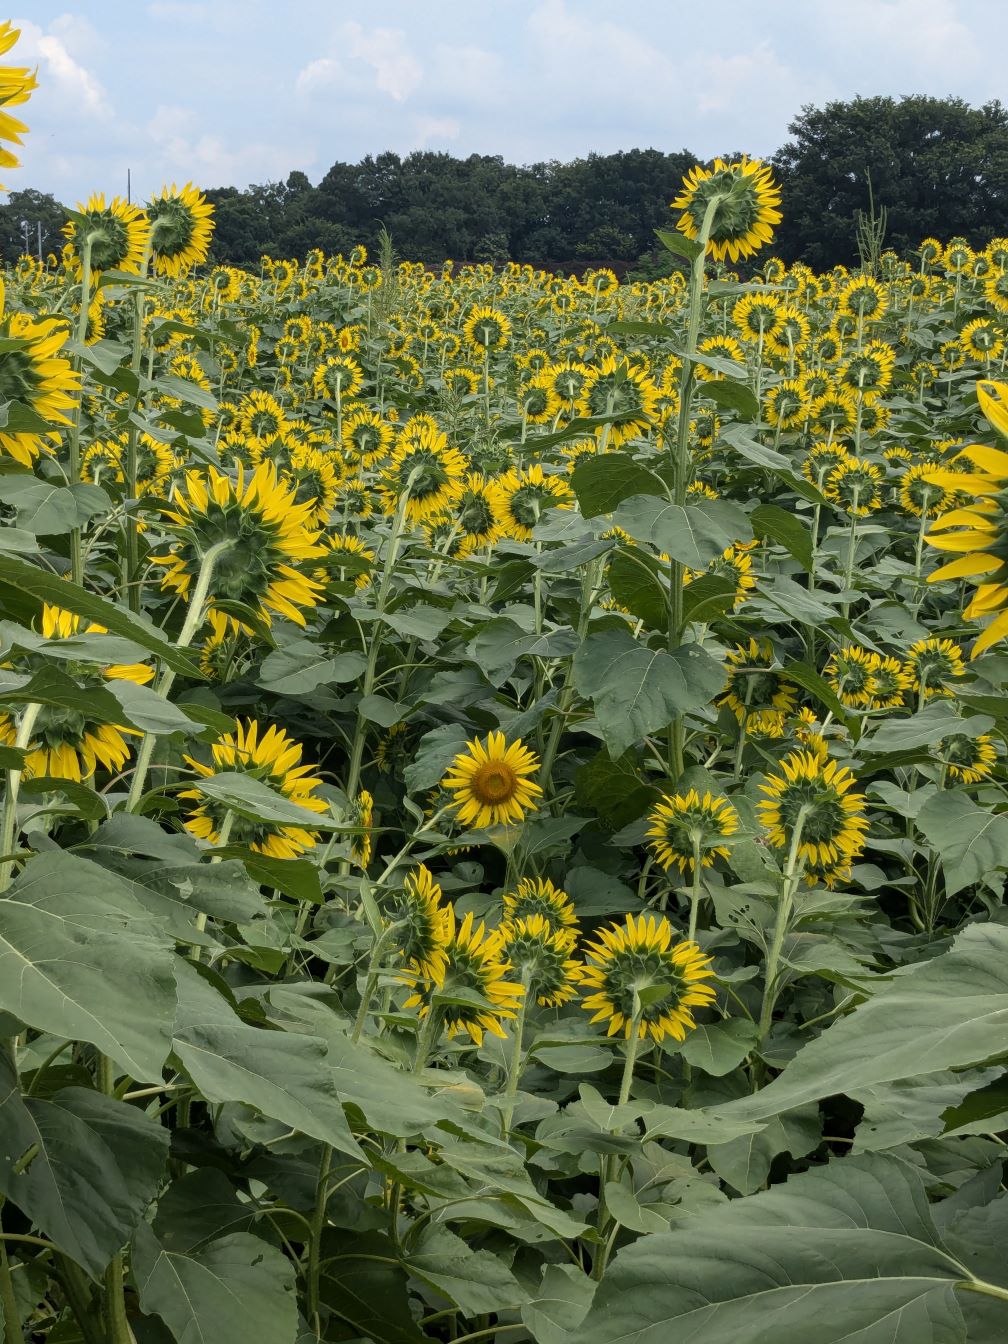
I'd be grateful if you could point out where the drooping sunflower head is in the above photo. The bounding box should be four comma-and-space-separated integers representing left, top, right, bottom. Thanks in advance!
380, 424, 466, 524
646, 789, 739, 876
802, 440, 851, 489
313, 354, 364, 400
867, 654, 911, 710
837, 341, 896, 397
152, 461, 326, 640
349, 789, 374, 869
732, 291, 782, 341
498, 915, 582, 1007
502, 876, 579, 937
443, 473, 506, 557
938, 732, 997, 784
757, 749, 869, 870
402, 910, 524, 1046
320, 532, 375, 591
685, 543, 756, 609
0, 312, 79, 467
960, 317, 1004, 362
489, 464, 573, 542
824, 458, 884, 516
718, 637, 798, 726
64, 194, 151, 276
147, 183, 214, 277
809, 387, 858, 436
580, 915, 717, 1042
903, 638, 966, 697
763, 378, 809, 430
824, 645, 878, 708
180, 718, 328, 859
840, 276, 889, 321
442, 730, 542, 830
671, 156, 782, 264
463, 304, 511, 352
387, 865, 453, 983
576, 356, 659, 447
341, 408, 393, 468
899, 464, 959, 519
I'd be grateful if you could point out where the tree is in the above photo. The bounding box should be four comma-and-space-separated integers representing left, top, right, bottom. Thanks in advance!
772, 95, 1008, 268
0, 188, 67, 263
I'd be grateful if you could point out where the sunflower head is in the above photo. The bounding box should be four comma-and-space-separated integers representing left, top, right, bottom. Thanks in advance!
646, 789, 739, 876
148, 182, 214, 276
502, 876, 579, 936
580, 915, 716, 1042
903, 638, 966, 697
938, 732, 997, 784
671, 157, 782, 264
498, 915, 582, 1007
65, 194, 151, 276
757, 749, 869, 870
442, 730, 542, 829
387, 865, 453, 983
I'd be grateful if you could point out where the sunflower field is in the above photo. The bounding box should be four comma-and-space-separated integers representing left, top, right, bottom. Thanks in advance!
3, 23, 1008, 1344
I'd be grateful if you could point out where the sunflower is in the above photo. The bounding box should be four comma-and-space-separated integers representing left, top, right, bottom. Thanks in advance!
684, 544, 756, 609
441, 473, 506, 556
903, 638, 966, 698
152, 461, 326, 640
238, 390, 288, 441
580, 915, 716, 1042
757, 750, 869, 872
763, 378, 809, 430
696, 333, 745, 380
181, 718, 328, 859
498, 915, 582, 1007
867, 655, 911, 710
899, 464, 958, 518
983, 271, 1008, 314
286, 444, 342, 525
387, 865, 453, 983
502, 876, 579, 937
802, 441, 850, 490
0, 706, 133, 783
402, 910, 524, 1046
147, 183, 214, 276
349, 789, 373, 868
64, 194, 150, 276
766, 306, 811, 359
342, 408, 393, 469
0, 313, 79, 466
0, 22, 37, 188
718, 638, 798, 727
380, 424, 466, 524
313, 354, 364, 400
320, 532, 375, 590
337, 479, 374, 522
463, 305, 511, 352
840, 276, 889, 321
960, 317, 1004, 362
837, 341, 896, 398
670, 156, 781, 264
823, 645, 878, 708
732, 292, 783, 342
824, 459, 884, 516
925, 387, 1008, 654
443, 366, 481, 398
442, 730, 542, 829
576, 356, 659, 447
517, 375, 561, 426
809, 387, 858, 436
646, 790, 739, 876
938, 733, 997, 785
490, 464, 573, 542
36, 604, 153, 685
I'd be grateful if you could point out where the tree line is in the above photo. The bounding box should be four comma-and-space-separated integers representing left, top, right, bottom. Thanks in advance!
6, 95, 1008, 273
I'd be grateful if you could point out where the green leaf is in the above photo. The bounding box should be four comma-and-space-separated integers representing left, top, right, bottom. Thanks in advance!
0, 853, 177, 1081
682, 572, 738, 624
751, 503, 814, 571
171, 1021, 364, 1159
574, 748, 659, 829
320, 1233, 426, 1344
522, 1264, 597, 1344
654, 226, 703, 261
570, 454, 667, 517
607, 546, 669, 629
941, 1075, 1008, 1134
578, 1154, 978, 1344
405, 1226, 525, 1315
718, 924, 1008, 1124
782, 660, 855, 723
404, 723, 469, 794
916, 792, 1008, 896
707, 1106, 821, 1195
574, 627, 723, 757
358, 693, 408, 726
702, 378, 760, 420
132, 1227, 297, 1344
105, 679, 201, 735
257, 639, 365, 695
151, 372, 219, 412
193, 771, 338, 830
0, 554, 204, 679
677, 1018, 759, 1076
0, 1055, 169, 1278
242, 854, 323, 905
612, 496, 752, 567
866, 701, 993, 755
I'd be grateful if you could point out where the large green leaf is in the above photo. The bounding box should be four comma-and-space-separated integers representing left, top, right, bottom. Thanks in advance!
0, 853, 177, 1081
193, 771, 339, 830
611, 496, 752, 567
132, 1226, 298, 1344
751, 503, 813, 570
573, 626, 723, 757
172, 1021, 364, 1159
720, 923, 1008, 1125
570, 455, 667, 517
579, 1154, 989, 1344
606, 547, 669, 629
0, 1054, 168, 1278
405, 1226, 525, 1315
0, 553, 204, 678
916, 792, 1008, 896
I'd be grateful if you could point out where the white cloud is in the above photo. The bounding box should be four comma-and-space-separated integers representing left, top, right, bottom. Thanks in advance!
15, 16, 109, 118
413, 114, 461, 145
295, 56, 343, 95
340, 21, 422, 102
143, 104, 302, 191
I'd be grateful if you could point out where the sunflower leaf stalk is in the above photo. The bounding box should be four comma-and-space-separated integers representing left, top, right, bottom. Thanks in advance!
758, 803, 811, 1041
126, 537, 233, 811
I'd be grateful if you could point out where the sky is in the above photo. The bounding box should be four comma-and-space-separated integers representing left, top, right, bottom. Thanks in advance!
8, 0, 1008, 204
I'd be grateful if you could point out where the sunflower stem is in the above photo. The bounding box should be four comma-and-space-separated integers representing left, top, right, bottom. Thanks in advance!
0, 1204, 21, 1344
98, 1056, 134, 1344
687, 836, 703, 943
126, 538, 232, 812
66, 232, 97, 588
306, 1142, 331, 1334
0, 702, 42, 893
500, 973, 531, 1136
840, 489, 861, 618
592, 1007, 644, 1281
352, 923, 402, 1044
758, 804, 810, 1042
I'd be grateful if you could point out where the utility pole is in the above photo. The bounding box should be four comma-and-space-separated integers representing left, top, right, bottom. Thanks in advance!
19, 219, 28, 258
127, 168, 131, 204
36, 220, 41, 262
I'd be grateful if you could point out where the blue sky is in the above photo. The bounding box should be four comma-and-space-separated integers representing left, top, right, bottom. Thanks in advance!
10, 1, 1008, 203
